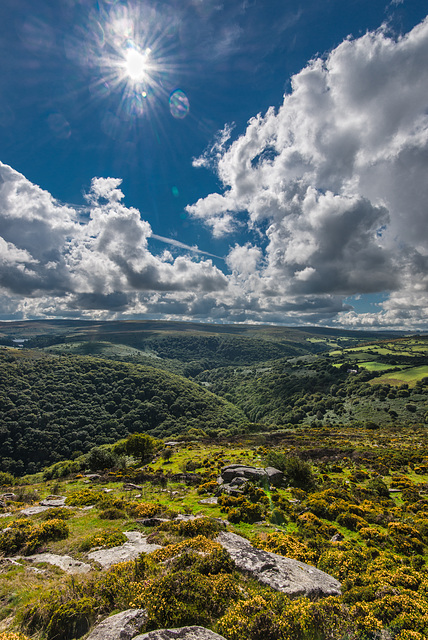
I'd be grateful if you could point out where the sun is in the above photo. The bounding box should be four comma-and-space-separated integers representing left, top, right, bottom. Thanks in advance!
123, 45, 151, 83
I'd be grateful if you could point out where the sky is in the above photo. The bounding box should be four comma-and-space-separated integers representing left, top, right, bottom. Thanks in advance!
0, 0, 428, 329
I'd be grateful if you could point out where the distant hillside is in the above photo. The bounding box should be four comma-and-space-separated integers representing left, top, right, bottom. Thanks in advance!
0, 319, 402, 374
0, 350, 248, 475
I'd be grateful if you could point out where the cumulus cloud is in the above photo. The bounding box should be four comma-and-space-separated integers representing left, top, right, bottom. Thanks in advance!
0, 162, 227, 317
187, 17, 428, 328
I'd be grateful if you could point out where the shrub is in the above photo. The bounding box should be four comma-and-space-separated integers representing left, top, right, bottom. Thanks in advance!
127, 501, 160, 518
45, 597, 97, 640
65, 489, 101, 506
217, 593, 352, 640
157, 517, 223, 539
0, 634, 31, 640
99, 507, 127, 520
0, 471, 15, 486
264, 452, 315, 491
0, 518, 69, 555
150, 535, 222, 562
254, 532, 318, 564
39, 507, 73, 521
79, 530, 127, 552
131, 570, 239, 629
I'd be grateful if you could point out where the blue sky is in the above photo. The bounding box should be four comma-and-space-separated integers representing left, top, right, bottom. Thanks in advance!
1, 0, 428, 328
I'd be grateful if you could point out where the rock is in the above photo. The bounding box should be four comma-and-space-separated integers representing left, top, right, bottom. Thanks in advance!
134, 627, 227, 639
124, 483, 143, 491
9, 553, 92, 574
88, 531, 161, 569
85, 474, 101, 481
40, 497, 66, 507
21, 506, 51, 516
221, 465, 267, 483
136, 518, 169, 526
198, 497, 218, 505
85, 608, 147, 640
0, 512, 12, 518
1, 493, 18, 501
264, 467, 284, 487
215, 531, 341, 598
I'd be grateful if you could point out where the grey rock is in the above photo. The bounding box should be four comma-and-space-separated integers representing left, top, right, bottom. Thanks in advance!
221, 465, 267, 483
88, 531, 161, 569
216, 531, 341, 598
136, 518, 169, 526
40, 497, 66, 507
198, 497, 218, 505
21, 506, 51, 516
85, 608, 147, 640
1, 493, 17, 501
134, 627, 227, 640
9, 553, 92, 574
265, 467, 284, 486
124, 483, 143, 491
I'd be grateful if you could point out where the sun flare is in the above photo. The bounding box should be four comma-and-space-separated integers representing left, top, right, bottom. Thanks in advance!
124, 46, 151, 82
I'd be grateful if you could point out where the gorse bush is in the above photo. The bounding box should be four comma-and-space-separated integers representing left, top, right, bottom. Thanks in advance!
157, 517, 223, 538
79, 530, 127, 552
0, 518, 69, 555
131, 570, 239, 630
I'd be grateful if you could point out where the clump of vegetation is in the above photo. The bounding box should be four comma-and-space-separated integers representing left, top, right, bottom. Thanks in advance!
0, 518, 69, 555
78, 530, 127, 552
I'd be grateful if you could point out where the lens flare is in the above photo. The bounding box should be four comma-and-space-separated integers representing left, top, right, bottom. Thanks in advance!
79, 3, 182, 121
124, 45, 151, 82
169, 89, 190, 119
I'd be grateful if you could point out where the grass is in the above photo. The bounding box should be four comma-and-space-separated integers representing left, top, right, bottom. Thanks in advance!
374, 365, 428, 387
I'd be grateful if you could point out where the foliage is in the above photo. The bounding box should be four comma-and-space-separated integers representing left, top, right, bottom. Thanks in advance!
78, 530, 127, 552
45, 597, 96, 640
0, 351, 247, 474
0, 518, 69, 555
264, 452, 316, 490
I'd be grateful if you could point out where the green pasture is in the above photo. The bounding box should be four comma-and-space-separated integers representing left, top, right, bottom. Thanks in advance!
374, 365, 428, 387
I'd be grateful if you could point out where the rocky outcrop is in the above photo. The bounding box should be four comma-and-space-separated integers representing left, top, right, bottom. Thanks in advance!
215, 531, 341, 598
134, 627, 227, 639
40, 496, 67, 507
8, 552, 92, 574
85, 609, 147, 640
88, 531, 161, 569
218, 464, 283, 494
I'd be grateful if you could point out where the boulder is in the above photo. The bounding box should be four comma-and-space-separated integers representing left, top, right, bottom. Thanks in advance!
10, 552, 92, 574
88, 531, 161, 569
134, 627, 227, 639
215, 531, 341, 599
40, 497, 66, 507
220, 465, 266, 483
265, 467, 284, 487
85, 608, 147, 640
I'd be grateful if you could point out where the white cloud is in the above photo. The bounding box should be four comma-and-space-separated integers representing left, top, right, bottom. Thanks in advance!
0, 163, 228, 315
187, 16, 428, 328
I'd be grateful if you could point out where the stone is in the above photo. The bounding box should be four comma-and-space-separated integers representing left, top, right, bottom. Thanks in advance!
136, 518, 169, 526
216, 531, 341, 598
20, 506, 51, 516
198, 497, 218, 505
40, 497, 66, 507
220, 465, 267, 483
134, 627, 227, 640
9, 553, 92, 574
88, 531, 161, 569
85, 608, 147, 640
1, 493, 17, 501
264, 467, 284, 486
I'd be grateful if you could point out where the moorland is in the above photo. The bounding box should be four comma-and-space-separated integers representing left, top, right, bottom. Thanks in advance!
0, 320, 428, 640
